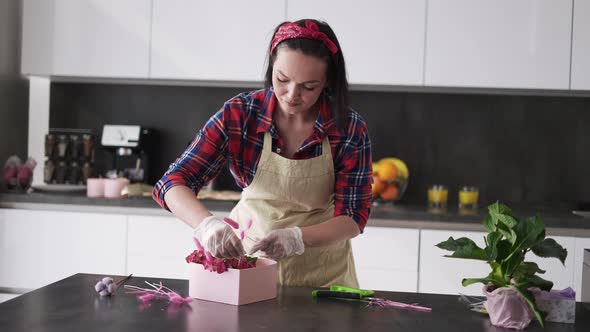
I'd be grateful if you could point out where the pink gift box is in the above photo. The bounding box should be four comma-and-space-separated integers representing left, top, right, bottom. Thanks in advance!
188, 257, 277, 305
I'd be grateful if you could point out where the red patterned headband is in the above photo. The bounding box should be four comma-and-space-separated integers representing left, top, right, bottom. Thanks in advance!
270, 20, 339, 61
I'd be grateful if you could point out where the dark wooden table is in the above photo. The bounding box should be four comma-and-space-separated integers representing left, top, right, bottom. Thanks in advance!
0, 273, 588, 331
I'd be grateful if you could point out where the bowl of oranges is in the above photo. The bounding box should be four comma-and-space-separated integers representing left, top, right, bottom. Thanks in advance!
371, 157, 409, 204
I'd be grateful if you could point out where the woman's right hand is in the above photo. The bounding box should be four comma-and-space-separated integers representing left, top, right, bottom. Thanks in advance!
193, 216, 245, 258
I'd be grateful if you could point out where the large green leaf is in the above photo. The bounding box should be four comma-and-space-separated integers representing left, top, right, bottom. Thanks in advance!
483, 215, 496, 232
501, 250, 524, 279
488, 201, 513, 216
524, 274, 554, 291
488, 202, 517, 228
497, 215, 518, 228
489, 262, 509, 285
436, 237, 488, 261
485, 232, 502, 261
531, 238, 568, 265
512, 216, 545, 252
498, 216, 545, 276
509, 285, 546, 328
495, 240, 513, 261
462, 265, 506, 287
513, 261, 546, 279
497, 223, 517, 245
462, 277, 493, 287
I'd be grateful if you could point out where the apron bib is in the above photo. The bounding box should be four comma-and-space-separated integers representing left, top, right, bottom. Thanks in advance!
229, 132, 358, 288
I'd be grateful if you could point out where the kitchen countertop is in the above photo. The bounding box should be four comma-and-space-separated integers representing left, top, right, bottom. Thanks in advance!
0, 191, 234, 216
0, 273, 588, 332
1, 191, 589, 236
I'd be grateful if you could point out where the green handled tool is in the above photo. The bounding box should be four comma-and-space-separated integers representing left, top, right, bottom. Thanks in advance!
312, 285, 375, 300
312, 290, 364, 299
329, 285, 375, 297
312, 285, 432, 312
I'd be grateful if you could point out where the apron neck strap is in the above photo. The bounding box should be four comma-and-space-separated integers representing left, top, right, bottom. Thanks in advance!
263, 131, 331, 157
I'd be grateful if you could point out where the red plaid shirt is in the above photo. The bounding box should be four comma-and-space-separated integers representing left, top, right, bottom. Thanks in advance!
153, 89, 372, 231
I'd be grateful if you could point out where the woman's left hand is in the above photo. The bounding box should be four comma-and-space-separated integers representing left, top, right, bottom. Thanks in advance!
249, 227, 305, 261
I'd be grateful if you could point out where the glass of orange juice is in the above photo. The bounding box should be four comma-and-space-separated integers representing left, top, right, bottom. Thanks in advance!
458, 186, 479, 210
427, 185, 448, 209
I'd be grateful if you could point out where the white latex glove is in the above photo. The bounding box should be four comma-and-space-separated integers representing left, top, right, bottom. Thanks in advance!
193, 216, 245, 259
248, 227, 304, 261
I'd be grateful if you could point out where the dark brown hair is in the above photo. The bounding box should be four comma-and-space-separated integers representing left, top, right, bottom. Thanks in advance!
264, 19, 350, 130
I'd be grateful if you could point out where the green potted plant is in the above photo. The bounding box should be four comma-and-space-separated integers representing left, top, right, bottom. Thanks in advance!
436, 202, 567, 329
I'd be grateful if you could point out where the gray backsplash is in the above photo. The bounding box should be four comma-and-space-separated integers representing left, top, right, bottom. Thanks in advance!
0, 0, 28, 165
49, 82, 590, 206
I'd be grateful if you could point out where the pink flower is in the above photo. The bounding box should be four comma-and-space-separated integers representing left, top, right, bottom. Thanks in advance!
125, 281, 191, 306
187, 244, 257, 274
185, 250, 205, 264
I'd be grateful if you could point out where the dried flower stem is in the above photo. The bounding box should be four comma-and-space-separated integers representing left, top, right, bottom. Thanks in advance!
115, 274, 133, 286
124, 281, 192, 304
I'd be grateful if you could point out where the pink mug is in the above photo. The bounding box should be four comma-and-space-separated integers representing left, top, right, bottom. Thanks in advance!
86, 178, 105, 197
104, 178, 129, 198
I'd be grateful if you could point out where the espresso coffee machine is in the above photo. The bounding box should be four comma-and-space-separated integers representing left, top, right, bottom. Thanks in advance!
101, 125, 152, 183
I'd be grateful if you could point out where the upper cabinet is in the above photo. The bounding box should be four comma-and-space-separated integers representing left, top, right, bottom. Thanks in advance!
21, 0, 151, 78
425, 0, 573, 90
21, 0, 54, 76
571, 0, 590, 90
21, 0, 590, 91
287, 0, 426, 86
150, 0, 285, 82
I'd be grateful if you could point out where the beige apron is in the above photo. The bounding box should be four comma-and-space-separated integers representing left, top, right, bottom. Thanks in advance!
229, 132, 359, 288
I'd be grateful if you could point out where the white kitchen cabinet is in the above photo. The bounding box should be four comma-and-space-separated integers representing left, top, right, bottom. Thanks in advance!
352, 226, 419, 292
287, 0, 426, 86
419, 229, 490, 296
0, 209, 127, 290
571, 0, 590, 90
127, 215, 194, 279
574, 237, 590, 301
150, 0, 285, 81
425, 0, 572, 90
126, 211, 229, 279
21, 0, 151, 78
21, 0, 54, 75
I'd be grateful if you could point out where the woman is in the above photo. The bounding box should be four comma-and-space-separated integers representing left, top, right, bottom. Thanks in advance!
153, 19, 372, 288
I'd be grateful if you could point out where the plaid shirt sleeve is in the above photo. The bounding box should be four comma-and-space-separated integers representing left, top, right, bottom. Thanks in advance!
333, 111, 373, 232
152, 108, 230, 210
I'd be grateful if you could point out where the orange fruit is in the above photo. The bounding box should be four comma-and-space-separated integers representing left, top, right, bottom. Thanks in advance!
378, 158, 409, 179
372, 163, 380, 177
371, 176, 386, 198
380, 183, 399, 201
378, 161, 398, 182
